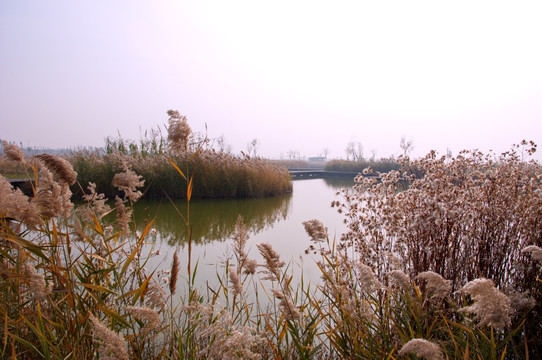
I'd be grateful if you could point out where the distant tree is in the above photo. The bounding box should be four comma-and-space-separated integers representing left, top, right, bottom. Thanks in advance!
345, 141, 364, 162
400, 136, 414, 157
321, 148, 329, 159
216, 135, 231, 153
370, 149, 377, 162
247, 138, 259, 157
287, 149, 300, 160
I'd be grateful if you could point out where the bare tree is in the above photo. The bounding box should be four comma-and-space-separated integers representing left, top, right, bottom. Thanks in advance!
216, 135, 231, 153
345, 141, 364, 162
321, 148, 329, 159
400, 136, 414, 157
247, 138, 259, 157
287, 149, 299, 160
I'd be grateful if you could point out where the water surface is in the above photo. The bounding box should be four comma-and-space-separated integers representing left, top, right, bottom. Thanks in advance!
133, 177, 353, 288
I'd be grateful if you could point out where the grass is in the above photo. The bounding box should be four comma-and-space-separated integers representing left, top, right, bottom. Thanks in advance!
1, 126, 542, 359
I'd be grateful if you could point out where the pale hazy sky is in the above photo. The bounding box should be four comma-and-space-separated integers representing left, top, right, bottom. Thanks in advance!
1, 1, 541, 160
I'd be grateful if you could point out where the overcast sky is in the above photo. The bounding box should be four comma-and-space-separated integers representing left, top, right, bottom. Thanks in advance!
1, 1, 541, 160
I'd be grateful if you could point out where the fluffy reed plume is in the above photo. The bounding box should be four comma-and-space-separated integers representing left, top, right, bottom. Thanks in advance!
35, 153, 77, 185
522, 245, 542, 262
243, 259, 258, 275
169, 251, 179, 295
303, 219, 328, 242
34, 168, 74, 218
81, 182, 110, 220
167, 110, 192, 156
89, 314, 129, 360
125, 306, 161, 334
229, 268, 243, 297
257, 243, 285, 282
415, 271, 451, 300
388, 269, 411, 290
232, 215, 249, 271
1, 140, 25, 163
112, 162, 144, 202
356, 262, 383, 293
24, 264, 52, 300
114, 196, 131, 235
145, 279, 167, 311
398, 338, 444, 360
198, 305, 264, 359
0, 175, 40, 227
458, 278, 511, 330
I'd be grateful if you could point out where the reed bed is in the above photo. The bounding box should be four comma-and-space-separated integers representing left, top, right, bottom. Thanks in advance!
69, 111, 291, 200
1, 129, 542, 359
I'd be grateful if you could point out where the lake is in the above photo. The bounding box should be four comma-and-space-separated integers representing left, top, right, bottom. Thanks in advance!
132, 177, 354, 291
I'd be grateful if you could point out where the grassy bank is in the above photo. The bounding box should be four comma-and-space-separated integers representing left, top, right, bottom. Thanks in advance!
1, 135, 542, 359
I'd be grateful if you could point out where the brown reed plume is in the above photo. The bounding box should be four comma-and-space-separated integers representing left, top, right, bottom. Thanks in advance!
458, 278, 512, 330
169, 251, 179, 295
398, 338, 444, 360
167, 110, 192, 156
35, 153, 77, 185
1, 140, 26, 163
89, 314, 130, 360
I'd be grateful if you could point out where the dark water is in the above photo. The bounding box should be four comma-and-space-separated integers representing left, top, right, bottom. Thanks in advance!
133, 177, 354, 287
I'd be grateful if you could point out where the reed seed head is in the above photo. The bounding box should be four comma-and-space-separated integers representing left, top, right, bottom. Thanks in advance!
125, 306, 161, 334
458, 278, 511, 330
89, 314, 129, 360
1, 140, 25, 163
398, 338, 444, 360
169, 251, 179, 295
35, 153, 77, 185
415, 271, 451, 300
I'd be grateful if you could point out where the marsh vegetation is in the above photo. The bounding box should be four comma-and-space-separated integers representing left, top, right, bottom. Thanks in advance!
1, 116, 541, 359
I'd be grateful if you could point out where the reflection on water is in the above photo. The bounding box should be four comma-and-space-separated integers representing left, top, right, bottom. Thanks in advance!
132, 193, 292, 246
322, 176, 355, 190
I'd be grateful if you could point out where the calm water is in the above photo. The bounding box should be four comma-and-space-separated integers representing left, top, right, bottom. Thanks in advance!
133, 177, 353, 289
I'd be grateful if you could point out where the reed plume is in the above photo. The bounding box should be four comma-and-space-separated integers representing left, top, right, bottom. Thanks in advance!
167, 110, 191, 156
111, 162, 144, 201
89, 314, 130, 360
169, 251, 179, 295
1, 140, 25, 163
35, 153, 77, 185
398, 338, 444, 360
257, 243, 285, 282
24, 264, 52, 300
458, 278, 511, 330
125, 306, 161, 334
415, 271, 451, 300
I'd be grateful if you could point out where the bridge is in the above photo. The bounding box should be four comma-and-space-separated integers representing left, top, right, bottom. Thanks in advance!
288, 169, 364, 179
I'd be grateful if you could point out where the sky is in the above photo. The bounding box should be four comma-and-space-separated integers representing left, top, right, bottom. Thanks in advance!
1, 1, 542, 161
